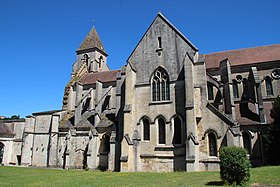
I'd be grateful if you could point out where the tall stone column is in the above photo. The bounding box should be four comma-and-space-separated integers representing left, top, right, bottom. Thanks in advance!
95, 80, 103, 114
48, 115, 59, 167
67, 86, 74, 111
184, 54, 199, 171
75, 82, 83, 125
220, 59, 240, 147
108, 131, 116, 171
89, 89, 94, 111
21, 116, 35, 166
219, 59, 236, 121
121, 64, 136, 171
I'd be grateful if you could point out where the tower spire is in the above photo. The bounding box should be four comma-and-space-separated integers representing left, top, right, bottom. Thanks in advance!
76, 27, 106, 55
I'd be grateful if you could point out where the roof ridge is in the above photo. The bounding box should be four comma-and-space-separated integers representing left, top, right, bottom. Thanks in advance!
206, 44, 280, 55
157, 13, 198, 51
81, 69, 121, 85
205, 44, 280, 69
87, 69, 121, 74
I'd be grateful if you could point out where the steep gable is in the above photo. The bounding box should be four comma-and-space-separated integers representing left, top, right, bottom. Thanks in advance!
127, 13, 198, 64
127, 13, 198, 84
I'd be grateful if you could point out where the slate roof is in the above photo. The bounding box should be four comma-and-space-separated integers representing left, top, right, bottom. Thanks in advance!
0, 121, 15, 138
77, 27, 106, 54
205, 44, 280, 69
32, 110, 62, 116
80, 70, 120, 85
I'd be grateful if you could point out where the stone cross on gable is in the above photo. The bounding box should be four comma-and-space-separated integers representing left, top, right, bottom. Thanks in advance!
92, 19, 95, 28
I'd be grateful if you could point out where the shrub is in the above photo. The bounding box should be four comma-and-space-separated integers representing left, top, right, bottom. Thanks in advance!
219, 146, 251, 186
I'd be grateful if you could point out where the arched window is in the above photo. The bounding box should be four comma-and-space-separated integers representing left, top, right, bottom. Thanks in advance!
152, 67, 170, 101
173, 117, 182, 144
265, 76, 273, 96
98, 56, 103, 68
208, 132, 217, 156
207, 84, 214, 100
143, 118, 150, 141
0, 142, 4, 164
158, 117, 166, 144
242, 132, 251, 155
242, 78, 249, 100
83, 54, 89, 63
100, 135, 110, 154
233, 79, 239, 98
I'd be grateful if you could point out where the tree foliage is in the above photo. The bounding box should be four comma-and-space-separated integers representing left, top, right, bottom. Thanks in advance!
263, 96, 280, 165
219, 146, 251, 186
0, 115, 21, 120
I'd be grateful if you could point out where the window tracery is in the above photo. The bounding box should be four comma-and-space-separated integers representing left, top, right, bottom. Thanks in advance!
151, 67, 170, 101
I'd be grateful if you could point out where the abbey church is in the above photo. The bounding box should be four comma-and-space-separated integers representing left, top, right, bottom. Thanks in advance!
1, 13, 280, 172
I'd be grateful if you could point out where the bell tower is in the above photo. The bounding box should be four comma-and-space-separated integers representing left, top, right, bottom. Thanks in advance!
73, 27, 109, 74
62, 27, 109, 111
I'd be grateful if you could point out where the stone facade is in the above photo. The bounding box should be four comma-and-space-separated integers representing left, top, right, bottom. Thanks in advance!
0, 13, 280, 171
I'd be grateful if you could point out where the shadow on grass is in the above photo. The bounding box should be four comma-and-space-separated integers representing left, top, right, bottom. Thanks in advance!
205, 181, 224, 186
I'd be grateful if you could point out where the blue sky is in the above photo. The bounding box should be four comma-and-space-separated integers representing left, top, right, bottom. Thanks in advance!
0, 0, 279, 118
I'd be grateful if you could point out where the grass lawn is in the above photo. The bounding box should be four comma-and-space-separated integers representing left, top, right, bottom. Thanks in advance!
0, 166, 279, 187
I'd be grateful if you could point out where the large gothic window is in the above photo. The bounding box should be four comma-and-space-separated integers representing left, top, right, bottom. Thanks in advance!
152, 67, 170, 101
143, 118, 150, 141
158, 117, 166, 144
208, 132, 217, 156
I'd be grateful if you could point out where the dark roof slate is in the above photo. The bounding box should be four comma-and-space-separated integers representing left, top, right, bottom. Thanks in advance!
205, 44, 280, 69
77, 27, 106, 54
81, 70, 120, 85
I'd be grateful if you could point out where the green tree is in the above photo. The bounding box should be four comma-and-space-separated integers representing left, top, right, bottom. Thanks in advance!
11, 115, 20, 119
263, 96, 280, 165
